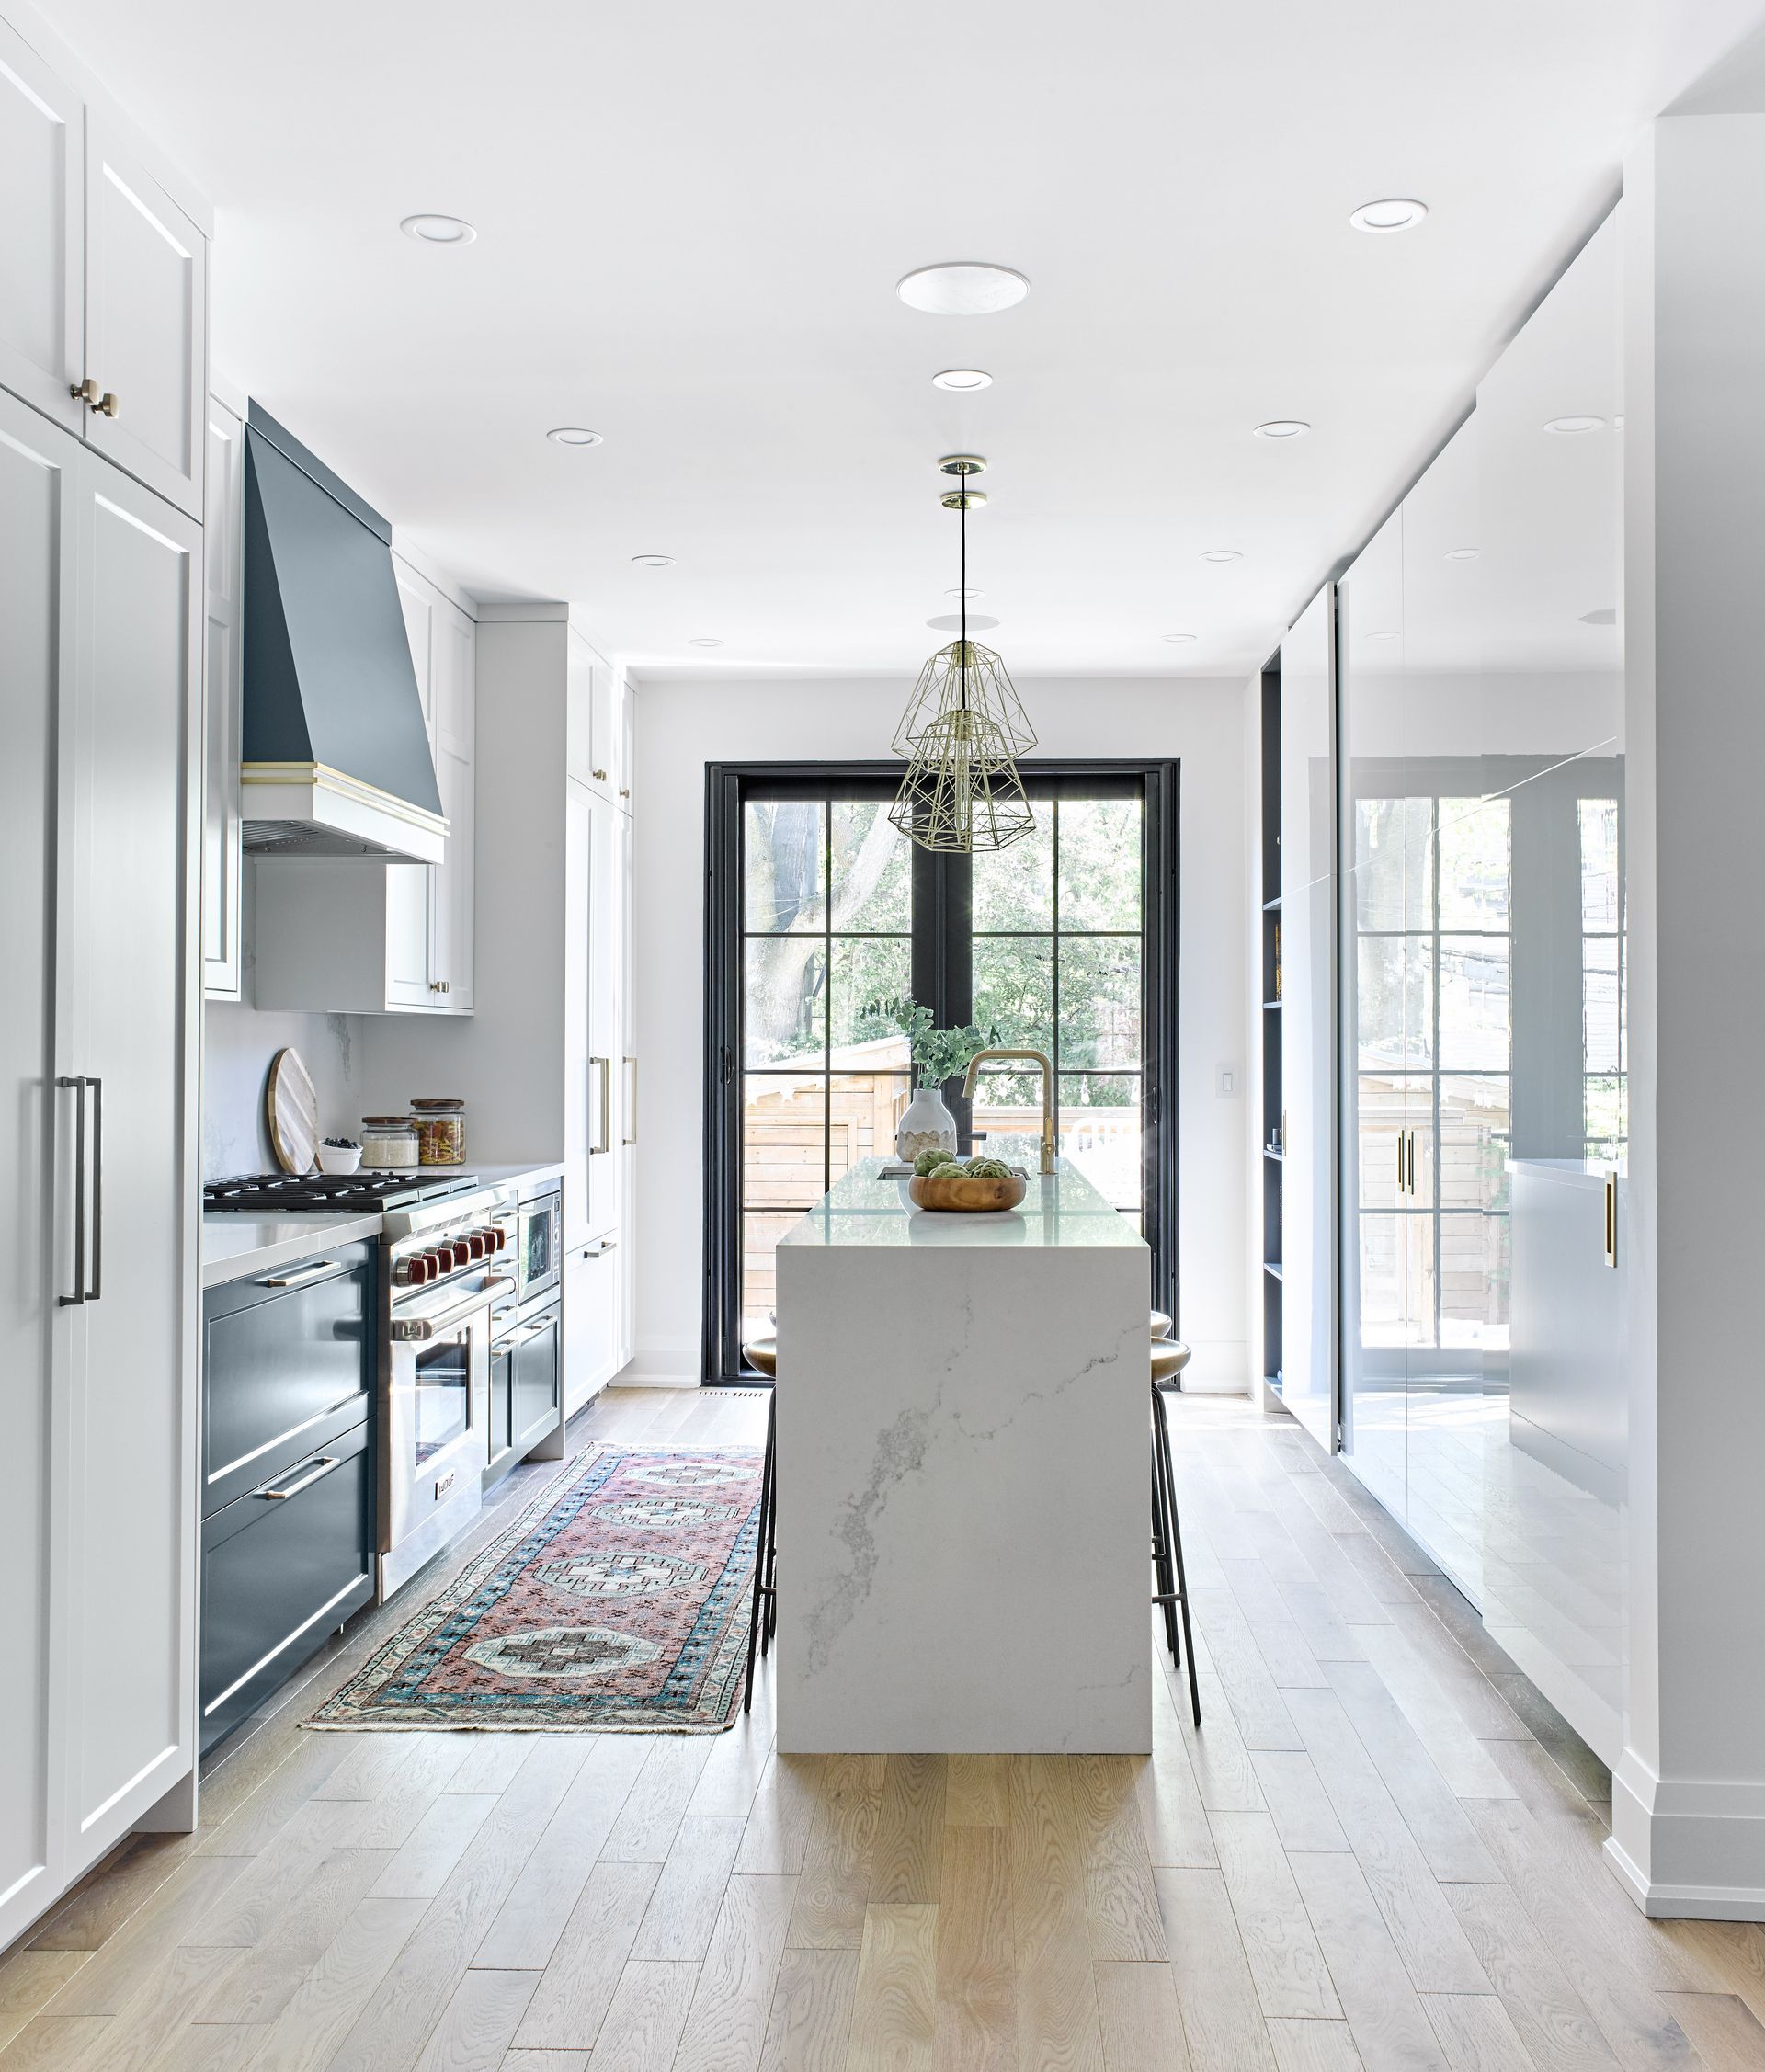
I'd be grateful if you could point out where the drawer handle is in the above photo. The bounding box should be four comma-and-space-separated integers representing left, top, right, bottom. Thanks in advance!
260, 1258, 344, 1289
259, 1456, 340, 1501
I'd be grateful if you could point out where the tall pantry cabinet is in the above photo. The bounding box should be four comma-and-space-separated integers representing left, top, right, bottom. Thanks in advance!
0, 2, 208, 1948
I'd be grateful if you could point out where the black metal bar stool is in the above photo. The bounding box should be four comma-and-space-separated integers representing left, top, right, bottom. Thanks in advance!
1150, 1332, 1201, 1726
740, 1338, 779, 1713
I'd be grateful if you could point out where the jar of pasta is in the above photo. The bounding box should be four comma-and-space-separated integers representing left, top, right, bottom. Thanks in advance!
411, 1098, 467, 1167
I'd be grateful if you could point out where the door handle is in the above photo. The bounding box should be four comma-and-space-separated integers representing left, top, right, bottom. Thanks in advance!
258, 1456, 340, 1501
1604, 1172, 1618, 1269
1395, 1130, 1406, 1199
259, 1258, 345, 1290
58, 1076, 101, 1304
391, 1274, 514, 1339
622, 1056, 637, 1146
590, 1057, 612, 1154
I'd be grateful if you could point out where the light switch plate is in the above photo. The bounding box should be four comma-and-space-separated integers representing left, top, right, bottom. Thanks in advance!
1218, 1066, 1237, 1098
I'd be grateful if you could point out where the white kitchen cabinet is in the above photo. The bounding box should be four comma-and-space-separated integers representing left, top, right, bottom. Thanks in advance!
564, 1235, 621, 1414
618, 810, 635, 1371
564, 780, 621, 1249
0, 16, 83, 432
256, 561, 474, 1015
0, 13, 206, 515
82, 111, 205, 520
617, 670, 634, 812
565, 629, 625, 804
201, 393, 243, 997
0, 385, 200, 1950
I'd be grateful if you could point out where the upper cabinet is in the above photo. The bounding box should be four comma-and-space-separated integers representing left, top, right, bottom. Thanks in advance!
566, 630, 632, 809
0, 21, 206, 518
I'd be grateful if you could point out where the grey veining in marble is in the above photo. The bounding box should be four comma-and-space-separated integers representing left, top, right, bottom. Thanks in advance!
775, 1157, 1152, 1755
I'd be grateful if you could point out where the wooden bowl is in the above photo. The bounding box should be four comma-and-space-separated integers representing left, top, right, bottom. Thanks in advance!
908, 1173, 1028, 1214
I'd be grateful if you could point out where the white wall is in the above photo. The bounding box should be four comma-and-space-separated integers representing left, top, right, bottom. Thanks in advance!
200, 865, 366, 1178
630, 673, 1251, 1390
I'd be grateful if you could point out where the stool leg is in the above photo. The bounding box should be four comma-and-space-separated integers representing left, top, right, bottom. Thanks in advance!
758, 1408, 778, 1657
1149, 1395, 1179, 1664
744, 1392, 776, 1714
1152, 1382, 1201, 1727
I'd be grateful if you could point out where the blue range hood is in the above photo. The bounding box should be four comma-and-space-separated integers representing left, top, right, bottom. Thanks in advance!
241, 404, 446, 863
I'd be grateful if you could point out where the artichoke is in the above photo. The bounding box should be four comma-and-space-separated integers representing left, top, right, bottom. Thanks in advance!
928, 1161, 968, 1178
913, 1147, 948, 1177
964, 1157, 1013, 1178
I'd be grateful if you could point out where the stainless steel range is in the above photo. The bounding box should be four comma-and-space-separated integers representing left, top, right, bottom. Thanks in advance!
379, 1183, 520, 1599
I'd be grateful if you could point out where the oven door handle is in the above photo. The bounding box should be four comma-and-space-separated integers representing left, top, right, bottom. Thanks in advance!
393, 1275, 514, 1340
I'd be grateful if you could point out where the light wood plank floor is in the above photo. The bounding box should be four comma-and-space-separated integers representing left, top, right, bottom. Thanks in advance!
6, 1388, 1764, 2072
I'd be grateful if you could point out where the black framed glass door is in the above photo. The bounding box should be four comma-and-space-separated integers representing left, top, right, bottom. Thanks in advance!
705, 760, 1179, 1381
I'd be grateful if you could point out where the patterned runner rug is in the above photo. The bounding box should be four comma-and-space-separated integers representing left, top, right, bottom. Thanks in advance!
305, 1446, 762, 1732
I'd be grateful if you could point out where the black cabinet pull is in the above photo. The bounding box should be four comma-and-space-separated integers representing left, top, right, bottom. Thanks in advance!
57, 1076, 101, 1304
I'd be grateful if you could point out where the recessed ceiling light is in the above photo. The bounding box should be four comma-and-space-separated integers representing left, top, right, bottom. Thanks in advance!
1162, 633, 1198, 643
632, 553, 675, 568
689, 637, 723, 647
1349, 198, 1429, 234
1579, 608, 1616, 627
1444, 547, 1479, 561
1201, 549, 1243, 564
1543, 415, 1606, 434
926, 613, 1000, 632
933, 369, 993, 392
946, 586, 985, 600
1253, 420, 1311, 440
897, 263, 1030, 315
1363, 630, 1397, 641
401, 213, 476, 245
546, 426, 602, 447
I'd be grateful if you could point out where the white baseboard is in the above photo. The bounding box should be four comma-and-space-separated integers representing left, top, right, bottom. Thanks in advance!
623, 1338, 700, 1386
1608, 1746, 1765, 1919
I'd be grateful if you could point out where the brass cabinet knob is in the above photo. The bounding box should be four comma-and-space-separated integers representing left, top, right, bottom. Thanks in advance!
429, 979, 450, 995
70, 377, 99, 405
96, 392, 119, 418
592, 768, 608, 782
619, 787, 630, 799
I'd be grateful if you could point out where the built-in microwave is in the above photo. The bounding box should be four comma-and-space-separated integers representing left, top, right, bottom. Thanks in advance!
514, 1186, 562, 1304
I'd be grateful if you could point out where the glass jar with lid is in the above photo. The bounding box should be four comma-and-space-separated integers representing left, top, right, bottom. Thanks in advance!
361, 1115, 420, 1169
411, 1098, 467, 1167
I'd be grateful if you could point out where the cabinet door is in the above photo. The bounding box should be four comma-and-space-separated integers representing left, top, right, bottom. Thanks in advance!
82, 115, 205, 519
0, 19, 84, 431
563, 1238, 619, 1414
617, 673, 634, 811
201, 397, 243, 997
63, 451, 200, 1868
587, 794, 621, 1235
618, 814, 635, 1370
565, 631, 595, 788
386, 568, 438, 1007
590, 656, 616, 796
564, 782, 592, 1247
428, 604, 474, 1010
0, 389, 78, 1951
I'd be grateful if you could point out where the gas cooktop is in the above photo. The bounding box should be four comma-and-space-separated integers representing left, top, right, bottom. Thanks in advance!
203, 1171, 482, 1213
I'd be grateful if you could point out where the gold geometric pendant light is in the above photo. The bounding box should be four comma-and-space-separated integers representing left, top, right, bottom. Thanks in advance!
889, 456, 1037, 854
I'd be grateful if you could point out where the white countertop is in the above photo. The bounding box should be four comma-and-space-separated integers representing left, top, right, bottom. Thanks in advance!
779, 1157, 1144, 1250
200, 1212, 386, 1289
200, 1158, 566, 1290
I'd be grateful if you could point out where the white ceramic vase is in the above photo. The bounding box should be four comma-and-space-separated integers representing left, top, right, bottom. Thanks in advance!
896, 1085, 958, 1164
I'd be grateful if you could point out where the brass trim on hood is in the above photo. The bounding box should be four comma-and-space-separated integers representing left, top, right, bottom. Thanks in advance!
241, 760, 450, 839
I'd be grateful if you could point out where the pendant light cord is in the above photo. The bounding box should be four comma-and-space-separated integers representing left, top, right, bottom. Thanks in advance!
959, 472, 969, 708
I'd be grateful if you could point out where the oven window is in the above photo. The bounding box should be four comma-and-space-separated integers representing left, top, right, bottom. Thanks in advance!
523, 1208, 554, 1288
414, 1335, 471, 1465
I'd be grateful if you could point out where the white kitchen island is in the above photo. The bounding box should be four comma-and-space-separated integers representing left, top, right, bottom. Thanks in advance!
773, 1158, 1151, 1754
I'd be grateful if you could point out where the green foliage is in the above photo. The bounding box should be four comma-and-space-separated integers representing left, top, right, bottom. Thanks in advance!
870, 996, 1000, 1088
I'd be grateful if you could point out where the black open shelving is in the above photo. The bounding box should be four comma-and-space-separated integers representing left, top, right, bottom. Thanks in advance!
1259, 659, 1283, 1397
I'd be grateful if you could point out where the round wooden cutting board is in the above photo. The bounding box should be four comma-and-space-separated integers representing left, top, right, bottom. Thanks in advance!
266, 1047, 319, 1175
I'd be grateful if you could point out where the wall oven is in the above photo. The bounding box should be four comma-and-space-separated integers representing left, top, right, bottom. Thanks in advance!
380, 1187, 516, 1599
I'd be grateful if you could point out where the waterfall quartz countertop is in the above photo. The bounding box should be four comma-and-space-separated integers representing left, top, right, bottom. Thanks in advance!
199, 1159, 565, 1290
774, 1156, 1152, 1755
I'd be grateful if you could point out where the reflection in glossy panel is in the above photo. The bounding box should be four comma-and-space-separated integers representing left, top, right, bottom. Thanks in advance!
745, 799, 825, 931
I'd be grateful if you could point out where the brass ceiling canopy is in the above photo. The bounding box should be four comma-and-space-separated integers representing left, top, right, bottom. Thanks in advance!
889, 454, 1035, 855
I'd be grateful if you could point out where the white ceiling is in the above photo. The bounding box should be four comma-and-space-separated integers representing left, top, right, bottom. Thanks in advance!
34, 0, 1765, 677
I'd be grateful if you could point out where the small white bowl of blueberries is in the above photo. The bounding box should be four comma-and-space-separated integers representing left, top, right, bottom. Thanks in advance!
315, 1136, 363, 1175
